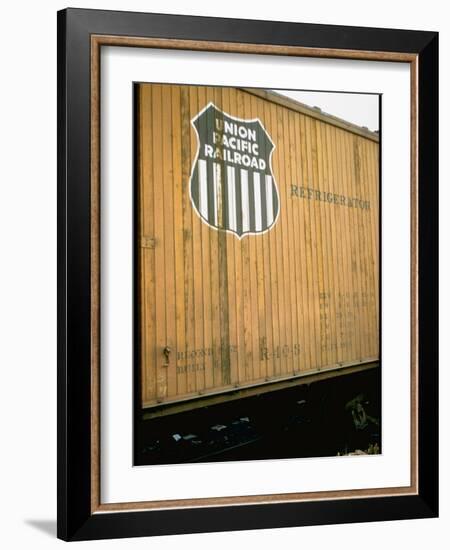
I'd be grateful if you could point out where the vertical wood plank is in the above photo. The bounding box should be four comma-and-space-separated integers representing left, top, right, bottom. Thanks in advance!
310, 119, 326, 367
349, 133, 366, 360
196, 86, 214, 390
293, 113, 313, 371
315, 121, 331, 365
180, 86, 196, 394
270, 101, 288, 376
277, 104, 295, 375
160, 85, 177, 398
151, 85, 168, 401
139, 85, 155, 403
221, 88, 239, 387
171, 85, 186, 398
189, 86, 206, 394
246, 91, 262, 382
325, 123, 344, 364
237, 89, 253, 383
303, 115, 321, 369
287, 108, 302, 372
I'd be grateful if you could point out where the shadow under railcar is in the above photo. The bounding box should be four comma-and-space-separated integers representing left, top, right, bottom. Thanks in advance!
134, 367, 381, 466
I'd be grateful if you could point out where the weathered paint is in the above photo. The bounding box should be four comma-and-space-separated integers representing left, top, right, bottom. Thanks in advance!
137, 84, 379, 409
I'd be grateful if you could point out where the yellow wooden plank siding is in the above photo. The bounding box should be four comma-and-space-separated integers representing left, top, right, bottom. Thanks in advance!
137, 84, 380, 409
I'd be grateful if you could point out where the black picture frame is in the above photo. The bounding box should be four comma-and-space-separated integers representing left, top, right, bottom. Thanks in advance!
57, 7, 438, 541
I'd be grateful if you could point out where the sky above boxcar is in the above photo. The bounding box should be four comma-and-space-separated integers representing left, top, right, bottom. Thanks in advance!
274, 90, 380, 133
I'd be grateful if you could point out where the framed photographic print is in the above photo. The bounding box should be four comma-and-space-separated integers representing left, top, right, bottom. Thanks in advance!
57, 8, 438, 541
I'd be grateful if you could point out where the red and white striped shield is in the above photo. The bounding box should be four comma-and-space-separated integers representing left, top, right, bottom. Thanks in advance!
189, 103, 280, 239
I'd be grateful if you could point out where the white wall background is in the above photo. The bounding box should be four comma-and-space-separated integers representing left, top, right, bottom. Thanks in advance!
0, 1, 446, 548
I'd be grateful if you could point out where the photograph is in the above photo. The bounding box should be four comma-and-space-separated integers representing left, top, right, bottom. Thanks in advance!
134, 83, 381, 466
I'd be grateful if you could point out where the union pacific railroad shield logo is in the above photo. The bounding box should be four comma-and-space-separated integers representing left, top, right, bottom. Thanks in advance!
190, 103, 280, 238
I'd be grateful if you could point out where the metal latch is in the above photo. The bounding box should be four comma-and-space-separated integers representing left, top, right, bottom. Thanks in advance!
162, 346, 171, 367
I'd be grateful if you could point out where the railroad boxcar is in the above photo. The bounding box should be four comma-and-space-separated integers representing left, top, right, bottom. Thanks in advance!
136, 84, 379, 417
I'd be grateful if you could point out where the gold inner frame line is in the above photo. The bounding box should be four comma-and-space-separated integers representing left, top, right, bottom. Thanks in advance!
90, 34, 419, 514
